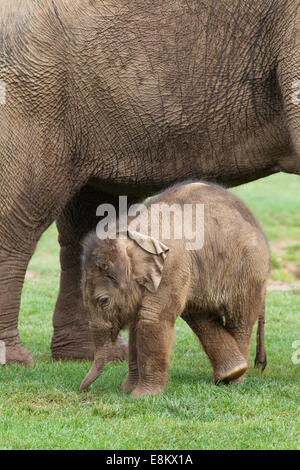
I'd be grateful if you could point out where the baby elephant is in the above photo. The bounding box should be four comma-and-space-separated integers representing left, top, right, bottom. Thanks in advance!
80, 181, 270, 397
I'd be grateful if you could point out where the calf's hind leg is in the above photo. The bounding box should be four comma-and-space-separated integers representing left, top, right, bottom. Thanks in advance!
225, 286, 267, 383
182, 311, 248, 383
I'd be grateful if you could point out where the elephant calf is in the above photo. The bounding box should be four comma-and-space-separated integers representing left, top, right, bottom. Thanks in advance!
80, 181, 270, 397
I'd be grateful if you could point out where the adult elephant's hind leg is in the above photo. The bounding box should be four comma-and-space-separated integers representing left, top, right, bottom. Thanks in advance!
51, 186, 128, 362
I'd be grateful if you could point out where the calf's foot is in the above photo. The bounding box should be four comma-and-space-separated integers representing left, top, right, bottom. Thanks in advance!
130, 373, 168, 397
213, 357, 248, 384
131, 383, 166, 398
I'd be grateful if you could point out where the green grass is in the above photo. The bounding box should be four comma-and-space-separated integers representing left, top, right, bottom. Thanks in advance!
232, 173, 300, 241
0, 173, 299, 450
233, 174, 300, 283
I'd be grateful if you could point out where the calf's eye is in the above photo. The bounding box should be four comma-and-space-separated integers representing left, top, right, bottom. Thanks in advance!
98, 297, 109, 308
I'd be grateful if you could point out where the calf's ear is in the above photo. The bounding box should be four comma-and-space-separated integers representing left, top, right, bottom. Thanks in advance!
127, 230, 169, 293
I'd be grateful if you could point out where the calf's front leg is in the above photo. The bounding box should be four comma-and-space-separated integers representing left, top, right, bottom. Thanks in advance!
131, 314, 176, 397
130, 278, 188, 397
122, 320, 139, 393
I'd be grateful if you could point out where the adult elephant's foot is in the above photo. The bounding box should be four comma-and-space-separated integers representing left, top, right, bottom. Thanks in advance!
0, 249, 36, 367
0, 333, 34, 366
213, 358, 248, 384
51, 322, 94, 360
122, 373, 139, 393
109, 335, 128, 362
51, 322, 128, 362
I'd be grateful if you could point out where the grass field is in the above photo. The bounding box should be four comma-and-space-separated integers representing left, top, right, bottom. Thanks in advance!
0, 173, 299, 450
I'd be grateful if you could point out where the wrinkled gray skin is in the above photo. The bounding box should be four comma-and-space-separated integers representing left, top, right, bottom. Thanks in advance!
0, 0, 299, 366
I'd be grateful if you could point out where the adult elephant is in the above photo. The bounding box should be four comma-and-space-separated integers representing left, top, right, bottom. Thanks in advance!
0, 0, 299, 366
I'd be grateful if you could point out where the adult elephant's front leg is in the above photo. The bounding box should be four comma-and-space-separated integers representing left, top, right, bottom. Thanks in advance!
51, 186, 128, 362
0, 148, 72, 366
0, 249, 35, 365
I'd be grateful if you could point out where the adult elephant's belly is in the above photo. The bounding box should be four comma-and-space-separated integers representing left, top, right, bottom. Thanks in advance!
89, 110, 291, 193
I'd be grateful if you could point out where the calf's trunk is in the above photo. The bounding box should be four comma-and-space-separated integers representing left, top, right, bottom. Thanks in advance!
80, 340, 108, 391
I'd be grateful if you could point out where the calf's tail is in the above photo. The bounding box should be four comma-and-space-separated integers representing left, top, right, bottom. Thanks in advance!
254, 313, 267, 372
